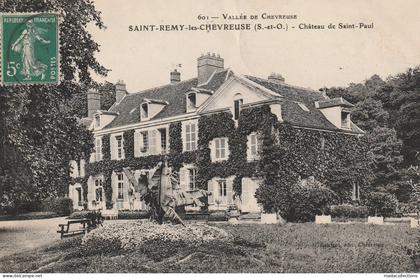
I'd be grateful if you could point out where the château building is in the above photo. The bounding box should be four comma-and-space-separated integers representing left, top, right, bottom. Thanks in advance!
68, 53, 363, 214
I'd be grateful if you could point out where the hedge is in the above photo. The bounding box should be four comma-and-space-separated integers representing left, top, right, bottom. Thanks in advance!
330, 204, 369, 218
363, 192, 398, 217
42, 197, 73, 216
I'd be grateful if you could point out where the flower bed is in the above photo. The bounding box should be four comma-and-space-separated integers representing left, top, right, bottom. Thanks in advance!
82, 221, 232, 252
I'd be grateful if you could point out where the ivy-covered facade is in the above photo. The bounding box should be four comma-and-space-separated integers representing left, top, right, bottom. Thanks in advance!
68, 53, 366, 214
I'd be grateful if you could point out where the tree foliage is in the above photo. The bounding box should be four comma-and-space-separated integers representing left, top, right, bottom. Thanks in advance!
0, 0, 107, 210
325, 69, 420, 202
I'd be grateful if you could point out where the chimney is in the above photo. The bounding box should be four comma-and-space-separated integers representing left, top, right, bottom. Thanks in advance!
170, 69, 181, 84
268, 73, 285, 84
115, 80, 127, 103
87, 88, 100, 118
197, 52, 224, 85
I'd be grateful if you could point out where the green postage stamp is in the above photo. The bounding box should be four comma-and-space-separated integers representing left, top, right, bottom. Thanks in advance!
1, 13, 59, 85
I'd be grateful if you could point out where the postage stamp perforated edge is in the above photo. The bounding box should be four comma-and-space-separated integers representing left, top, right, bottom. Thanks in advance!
0, 12, 61, 86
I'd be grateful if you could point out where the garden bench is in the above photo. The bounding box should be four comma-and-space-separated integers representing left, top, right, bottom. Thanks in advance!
57, 219, 91, 239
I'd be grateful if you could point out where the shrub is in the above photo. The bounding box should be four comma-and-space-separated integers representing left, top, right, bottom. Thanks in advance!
118, 210, 150, 219
287, 185, 338, 222
208, 211, 228, 222
363, 192, 398, 217
42, 197, 73, 216
68, 211, 91, 219
397, 202, 414, 215
330, 204, 369, 218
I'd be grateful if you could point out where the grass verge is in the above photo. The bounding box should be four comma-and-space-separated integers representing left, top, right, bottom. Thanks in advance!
0, 222, 418, 273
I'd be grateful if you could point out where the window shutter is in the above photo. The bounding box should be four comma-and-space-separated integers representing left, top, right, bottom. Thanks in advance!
110, 136, 115, 159
156, 129, 162, 154
246, 134, 251, 160
241, 178, 249, 211
88, 179, 95, 205
227, 178, 233, 204
68, 186, 73, 200
208, 180, 214, 204
150, 130, 157, 154
123, 174, 128, 201
89, 153, 95, 163
225, 138, 230, 159
182, 123, 186, 152
121, 136, 125, 159
209, 140, 215, 162
110, 172, 117, 203
179, 167, 188, 190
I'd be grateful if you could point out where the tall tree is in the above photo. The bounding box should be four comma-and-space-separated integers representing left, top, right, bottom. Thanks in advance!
387, 67, 420, 166
0, 0, 107, 210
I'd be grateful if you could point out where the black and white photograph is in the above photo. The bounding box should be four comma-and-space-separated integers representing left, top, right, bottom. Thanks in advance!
0, 0, 420, 276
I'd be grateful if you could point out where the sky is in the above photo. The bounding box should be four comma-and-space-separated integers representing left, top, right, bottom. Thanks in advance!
90, 0, 420, 93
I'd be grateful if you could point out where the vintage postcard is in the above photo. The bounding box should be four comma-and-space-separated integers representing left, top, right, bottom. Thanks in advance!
0, 0, 419, 276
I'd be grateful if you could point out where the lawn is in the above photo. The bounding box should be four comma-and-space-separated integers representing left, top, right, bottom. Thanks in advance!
0, 222, 419, 273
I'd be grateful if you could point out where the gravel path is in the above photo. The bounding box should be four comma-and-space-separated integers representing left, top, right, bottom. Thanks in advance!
0, 217, 66, 258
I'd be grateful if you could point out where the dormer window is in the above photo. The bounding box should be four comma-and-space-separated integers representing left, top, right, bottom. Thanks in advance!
95, 114, 100, 127
233, 93, 243, 120
141, 102, 149, 120
187, 93, 197, 112
341, 110, 350, 129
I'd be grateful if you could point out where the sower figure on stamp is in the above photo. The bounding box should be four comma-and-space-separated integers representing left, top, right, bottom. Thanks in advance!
11, 19, 50, 80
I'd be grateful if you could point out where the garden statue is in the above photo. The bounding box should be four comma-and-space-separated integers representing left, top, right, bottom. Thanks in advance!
122, 160, 211, 226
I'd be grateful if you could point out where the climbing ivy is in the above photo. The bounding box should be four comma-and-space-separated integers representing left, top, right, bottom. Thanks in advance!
80, 104, 371, 211
123, 129, 135, 160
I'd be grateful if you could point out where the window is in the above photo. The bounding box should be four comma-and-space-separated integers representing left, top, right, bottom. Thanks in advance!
247, 132, 262, 161
187, 93, 197, 111
188, 168, 197, 190
95, 137, 102, 161
341, 111, 350, 129
159, 128, 167, 154
184, 122, 197, 151
94, 178, 103, 202
141, 103, 149, 120
149, 130, 158, 154
117, 173, 124, 200
234, 99, 243, 120
115, 135, 124, 159
95, 114, 100, 127
76, 187, 82, 203
218, 180, 227, 197
141, 131, 148, 153
213, 138, 228, 161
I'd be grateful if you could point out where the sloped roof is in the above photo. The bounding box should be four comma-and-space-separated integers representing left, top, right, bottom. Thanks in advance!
244, 76, 356, 132
317, 97, 355, 109
104, 70, 230, 128
103, 69, 362, 134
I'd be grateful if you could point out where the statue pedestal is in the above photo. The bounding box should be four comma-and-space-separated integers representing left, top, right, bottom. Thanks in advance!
368, 216, 384, 225
260, 213, 278, 224
315, 215, 331, 224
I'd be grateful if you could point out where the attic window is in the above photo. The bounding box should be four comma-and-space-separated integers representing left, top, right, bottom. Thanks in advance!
233, 93, 243, 120
95, 114, 100, 127
298, 103, 310, 112
341, 111, 350, 129
187, 93, 197, 112
141, 103, 149, 120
